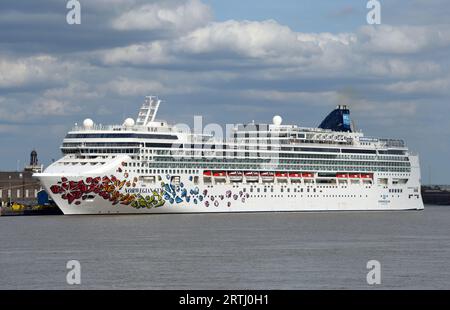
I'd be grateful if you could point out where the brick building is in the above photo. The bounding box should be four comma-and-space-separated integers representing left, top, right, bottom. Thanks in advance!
0, 150, 44, 206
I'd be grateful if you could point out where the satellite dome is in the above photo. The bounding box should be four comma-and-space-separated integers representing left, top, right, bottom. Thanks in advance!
272, 115, 282, 126
83, 118, 94, 129
123, 118, 135, 127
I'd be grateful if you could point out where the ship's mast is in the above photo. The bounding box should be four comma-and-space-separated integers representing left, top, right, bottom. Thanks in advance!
136, 96, 161, 126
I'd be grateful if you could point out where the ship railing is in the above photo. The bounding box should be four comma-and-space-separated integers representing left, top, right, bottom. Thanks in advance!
378, 138, 406, 148
71, 124, 182, 133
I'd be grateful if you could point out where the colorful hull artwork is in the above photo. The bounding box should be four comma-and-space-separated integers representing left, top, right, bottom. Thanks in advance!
48, 163, 250, 210
49, 175, 166, 209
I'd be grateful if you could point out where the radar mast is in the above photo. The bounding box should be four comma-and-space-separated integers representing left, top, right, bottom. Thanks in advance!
136, 96, 161, 126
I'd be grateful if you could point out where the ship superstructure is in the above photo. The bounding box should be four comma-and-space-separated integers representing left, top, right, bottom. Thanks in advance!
35, 96, 424, 214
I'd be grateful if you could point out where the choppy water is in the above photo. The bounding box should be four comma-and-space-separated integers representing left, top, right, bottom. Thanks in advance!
0, 205, 449, 290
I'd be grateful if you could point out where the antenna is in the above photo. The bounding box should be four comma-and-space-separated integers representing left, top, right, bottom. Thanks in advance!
136, 96, 161, 126
351, 119, 357, 132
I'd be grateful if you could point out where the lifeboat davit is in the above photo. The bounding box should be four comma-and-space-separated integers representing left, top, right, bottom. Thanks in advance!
228, 171, 243, 182
244, 171, 259, 182
261, 172, 274, 182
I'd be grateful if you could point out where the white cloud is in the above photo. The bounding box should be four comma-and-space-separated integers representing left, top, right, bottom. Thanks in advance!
0, 55, 57, 87
112, 0, 212, 32
0, 55, 71, 88
0, 96, 80, 123
100, 41, 171, 65
351, 99, 418, 118
30, 98, 80, 116
363, 58, 440, 78
98, 76, 211, 96
89, 0, 138, 8
102, 18, 447, 81
241, 89, 339, 107
358, 25, 450, 54
101, 19, 356, 69
43, 81, 101, 99
100, 77, 165, 96
381, 78, 450, 95
176, 19, 327, 60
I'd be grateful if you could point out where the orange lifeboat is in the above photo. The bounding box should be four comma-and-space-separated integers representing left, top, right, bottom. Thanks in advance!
203, 170, 212, 177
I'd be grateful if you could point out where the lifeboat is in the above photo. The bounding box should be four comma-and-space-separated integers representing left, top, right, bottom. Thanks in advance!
244, 171, 259, 182
275, 172, 288, 179
288, 172, 302, 180
360, 173, 373, 179
228, 171, 243, 182
203, 170, 212, 177
261, 172, 275, 182
349, 173, 361, 179
213, 171, 227, 179
301, 172, 314, 178
336, 173, 349, 178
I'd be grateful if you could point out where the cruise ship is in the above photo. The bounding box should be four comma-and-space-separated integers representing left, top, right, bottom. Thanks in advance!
34, 96, 424, 215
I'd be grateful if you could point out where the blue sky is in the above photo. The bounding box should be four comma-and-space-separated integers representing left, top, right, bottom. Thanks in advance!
0, 0, 449, 184
205, 0, 366, 32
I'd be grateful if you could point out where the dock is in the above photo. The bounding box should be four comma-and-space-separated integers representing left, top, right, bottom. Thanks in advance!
0, 206, 63, 216
422, 186, 450, 205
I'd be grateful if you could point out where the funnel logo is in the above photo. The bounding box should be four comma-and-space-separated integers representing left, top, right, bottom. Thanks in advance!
343, 113, 351, 129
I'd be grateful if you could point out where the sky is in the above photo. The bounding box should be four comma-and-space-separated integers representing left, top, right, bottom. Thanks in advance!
0, 0, 449, 184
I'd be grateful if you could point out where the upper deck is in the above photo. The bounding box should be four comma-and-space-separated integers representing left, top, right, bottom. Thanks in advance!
62, 96, 408, 155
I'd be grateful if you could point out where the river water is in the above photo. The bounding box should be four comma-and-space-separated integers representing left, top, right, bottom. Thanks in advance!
0, 205, 449, 289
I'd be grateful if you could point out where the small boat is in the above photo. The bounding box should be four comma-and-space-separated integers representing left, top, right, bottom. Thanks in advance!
261, 172, 274, 182
288, 172, 302, 179
275, 172, 289, 179
228, 171, 243, 182
244, 171, 259, 182
213, 171, 227, 179
349, 173, 361, 179
336, 173, 349, 178
203, 170, 212, 177
301, 172, 314, 178
360, 173, 373, 179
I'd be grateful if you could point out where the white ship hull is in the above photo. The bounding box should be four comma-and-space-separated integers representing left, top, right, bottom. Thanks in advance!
35, 156, 424, 215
